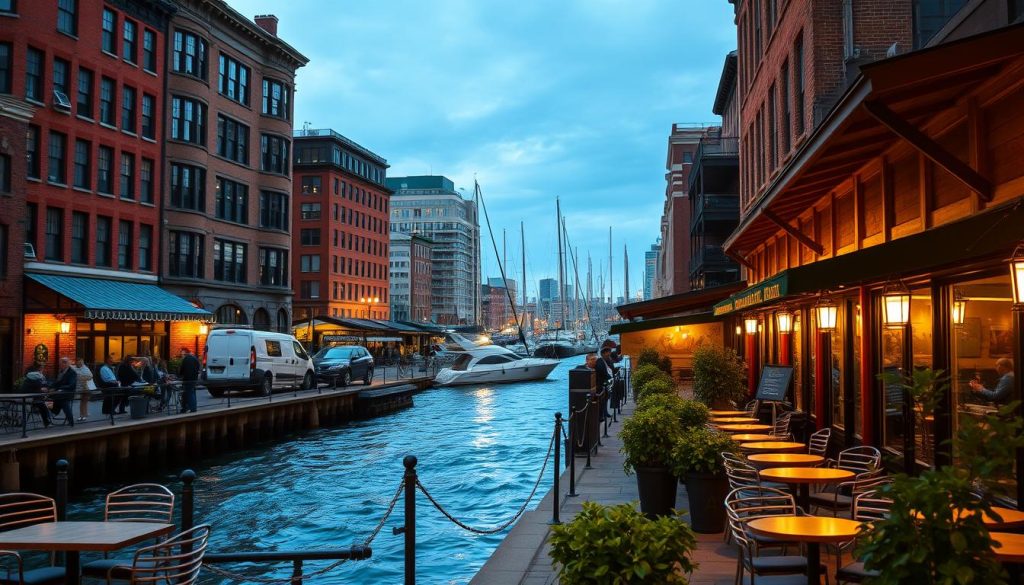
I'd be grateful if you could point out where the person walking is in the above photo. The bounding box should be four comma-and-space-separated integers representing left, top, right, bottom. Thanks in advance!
71, 357, 94, 422
50, 357, 77, 427
178, 347, 201, 414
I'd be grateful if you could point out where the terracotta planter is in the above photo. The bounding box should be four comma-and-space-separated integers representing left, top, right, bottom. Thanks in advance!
635, 466, 678, 517
683, 471, 729, 533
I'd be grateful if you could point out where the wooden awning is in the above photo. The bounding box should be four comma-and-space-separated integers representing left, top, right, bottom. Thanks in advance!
615, 281, 746, 320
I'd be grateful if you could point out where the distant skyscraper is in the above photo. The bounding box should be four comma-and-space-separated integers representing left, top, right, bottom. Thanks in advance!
644, 243, 660, 300
539, 278, 559, 302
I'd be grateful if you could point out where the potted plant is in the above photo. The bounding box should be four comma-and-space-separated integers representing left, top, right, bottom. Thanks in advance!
677, 399, 710, 429
549, 501, 697, 584
635, 376, 676, 401
670, 427, 738, 533
637, 346, 673, 376
631, 363, 666, 395
692, 344, 746, 409
620, 406, 684, 516
637, 392, 686, 415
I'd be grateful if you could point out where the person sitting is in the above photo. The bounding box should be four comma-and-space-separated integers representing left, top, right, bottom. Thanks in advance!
22, 363, 51, 427
970, 358, 1014, 404
115, 356, 139, 414
50, 357, 77, 427
96, 354, 119, 415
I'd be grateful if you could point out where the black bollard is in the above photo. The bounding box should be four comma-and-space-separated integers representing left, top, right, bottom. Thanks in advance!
180, 469, 196, 531
403, 455, 417, 585
551, 413, 561, 525
55, 459, 68, 521
567, 407, 577, 497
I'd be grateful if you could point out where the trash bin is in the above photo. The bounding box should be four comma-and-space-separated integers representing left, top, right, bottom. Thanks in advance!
129, 395, 148, 420
568, 366, 598, 460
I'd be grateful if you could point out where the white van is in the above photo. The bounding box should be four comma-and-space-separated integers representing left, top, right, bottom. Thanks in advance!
203, 328, 316, 397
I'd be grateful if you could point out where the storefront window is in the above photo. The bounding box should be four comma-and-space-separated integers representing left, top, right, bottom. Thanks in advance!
74, 321, 168, 367
831, 303, 846, 430
853, 302, 862, 438
911, 288, 933, 466
881, 320, 905, 455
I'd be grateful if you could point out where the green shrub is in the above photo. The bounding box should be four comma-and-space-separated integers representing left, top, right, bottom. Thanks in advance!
637, 393, 686, 415
669, 427, 738, 477
620, 406, 683, 474
678, 400, 710, 429
549, 501, 697, 584
637, 347, 673, 375
631, 364, 664, 393
692, 344, 746, 407
636, 396, 710, 431
636, 377, 675, 401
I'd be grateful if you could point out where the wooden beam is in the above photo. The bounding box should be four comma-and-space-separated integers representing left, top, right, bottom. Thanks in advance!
725, 248, 754, 270
863, 100, 993, 201
762, 208, 825, 256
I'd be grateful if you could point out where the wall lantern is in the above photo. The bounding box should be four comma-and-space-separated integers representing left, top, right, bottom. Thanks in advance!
735, 325, 742, 336
744, 316, 759, 335
951, 290, 967, 326
776, 311, 793, 334
815, 297, 838, 332
58, 319, 71, 335
1011, 243, 1024, 307
881, 280, 911, 328
199, 324, 209, 335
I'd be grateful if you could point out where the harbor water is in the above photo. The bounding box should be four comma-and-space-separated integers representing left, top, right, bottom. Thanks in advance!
69, 356, 585, 584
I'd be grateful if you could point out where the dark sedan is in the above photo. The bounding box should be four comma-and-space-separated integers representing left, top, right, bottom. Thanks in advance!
312, 345, 375, 386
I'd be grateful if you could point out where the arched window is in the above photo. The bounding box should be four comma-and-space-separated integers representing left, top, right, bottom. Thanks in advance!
277, 308, 289, 333
215, 304, 248, 325
253, 308, 271, 331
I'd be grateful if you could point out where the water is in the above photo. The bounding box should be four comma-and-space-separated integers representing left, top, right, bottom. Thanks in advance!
68, 357, 585, 584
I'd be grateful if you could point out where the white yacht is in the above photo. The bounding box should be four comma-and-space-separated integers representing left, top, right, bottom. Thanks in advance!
433, 344, 559, 387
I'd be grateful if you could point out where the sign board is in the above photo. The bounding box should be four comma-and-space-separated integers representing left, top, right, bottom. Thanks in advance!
755, 365, 793, 402
713, 273, 788, 316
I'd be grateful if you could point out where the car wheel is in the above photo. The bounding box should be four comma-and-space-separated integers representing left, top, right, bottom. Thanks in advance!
342, 370, 352, 387
259, 374, 273, 397
302, 372, 313, 391
364, 367, 373, 385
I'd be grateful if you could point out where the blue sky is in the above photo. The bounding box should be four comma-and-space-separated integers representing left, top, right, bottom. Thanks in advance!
231, 0, 737, 301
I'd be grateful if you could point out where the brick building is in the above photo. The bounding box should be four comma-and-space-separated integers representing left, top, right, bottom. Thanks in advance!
390, 233, 433, 323
655, 124, 702, 298
293, 129, 391, 321
161, 5, 307, 335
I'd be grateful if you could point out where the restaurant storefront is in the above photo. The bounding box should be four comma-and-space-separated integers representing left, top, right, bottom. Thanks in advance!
293, 316, 436, 357
717, 24, 1024, 503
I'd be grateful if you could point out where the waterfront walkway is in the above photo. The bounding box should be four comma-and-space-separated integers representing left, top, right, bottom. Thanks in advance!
471, 400, 738, 585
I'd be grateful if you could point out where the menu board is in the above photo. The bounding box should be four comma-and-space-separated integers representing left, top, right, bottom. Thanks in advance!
756, 365, 793, 402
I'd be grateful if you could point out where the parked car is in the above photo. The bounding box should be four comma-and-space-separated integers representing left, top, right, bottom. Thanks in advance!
312, 345, 375, 386
203, 329, 315, 397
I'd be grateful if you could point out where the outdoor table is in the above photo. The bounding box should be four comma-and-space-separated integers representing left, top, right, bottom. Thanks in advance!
992, 532, 1024, 563
719, 423, 773, 433
712, 416, 759, 424
913, 506, 1024, 529
709, 409, 748, 416
730, 433, 775, 442
747, 515, 862, 585
747, 453, 824, 469
0, 393, 48, 438
739, 441, 807, 454
758, 467, 855, 511
0, 521, 174, 585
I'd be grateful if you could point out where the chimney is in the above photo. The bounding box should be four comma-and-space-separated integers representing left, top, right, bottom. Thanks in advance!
254, 14, 278, 36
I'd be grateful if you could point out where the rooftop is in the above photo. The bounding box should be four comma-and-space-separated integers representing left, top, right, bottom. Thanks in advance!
293, 128, 388, 166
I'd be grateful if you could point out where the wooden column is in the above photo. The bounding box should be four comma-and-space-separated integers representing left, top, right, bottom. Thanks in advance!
746, 332, 759, 397
779, 332, 792, 366
859, 286, 876, 446
814, 331, 830, 431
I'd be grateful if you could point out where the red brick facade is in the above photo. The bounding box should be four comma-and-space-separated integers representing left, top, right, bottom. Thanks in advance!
656, 125, 702, 297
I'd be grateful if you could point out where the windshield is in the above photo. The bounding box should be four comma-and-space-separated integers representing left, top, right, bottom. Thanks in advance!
451, 354, 473, 371
314, 346, 356, 360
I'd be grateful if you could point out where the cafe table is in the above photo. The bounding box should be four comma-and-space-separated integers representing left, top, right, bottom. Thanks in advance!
992, 532, 1024, 563
747, 515, 862, 584
914, 505, 1024, 529
0, 521, 175, 585
747, 453, 825, 469
730, 433, 775, 442
719, 423, 773, 433
758, 467, 855, 511
711, 416, 760, 424
739, 440, 807, 454
709, 409, 748, 416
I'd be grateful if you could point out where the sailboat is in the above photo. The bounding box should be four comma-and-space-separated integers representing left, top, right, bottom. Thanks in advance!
534, 198, 589, 359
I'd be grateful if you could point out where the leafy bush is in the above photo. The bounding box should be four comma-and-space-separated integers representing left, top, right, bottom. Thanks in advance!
636, 377, 676, 401
620, 406, 684, 475
692, 344, 746, 407
670, 427, 738, 477
637, 393, 686, 415
549, 501, 697, 584
636, 396, 710, 431
166, 357, 183, 376
637, 347, 673, 375
678, 400, 710, 429
631, 364, 665, 394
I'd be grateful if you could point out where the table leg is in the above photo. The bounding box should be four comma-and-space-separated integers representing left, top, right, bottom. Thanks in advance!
806, 542, 821, 584
65, 550, 80, 585
799, 484, 810, 513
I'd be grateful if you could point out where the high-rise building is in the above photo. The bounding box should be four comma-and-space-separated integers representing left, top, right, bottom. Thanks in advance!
390, 233, 433, 322
656, 125, 703, 297
538, 277, 558, 321
162, 6, 308, 333
386, 176, 481, 325
292, 129, 391, 321
643, 243, 660, 300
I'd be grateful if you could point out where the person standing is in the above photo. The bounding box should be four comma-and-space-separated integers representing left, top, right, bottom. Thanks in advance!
116, 356, 139, 414
178, 347, 201, 414
595, 347, 615, 420
71, 357, 94, 422
51, 357, 77, 426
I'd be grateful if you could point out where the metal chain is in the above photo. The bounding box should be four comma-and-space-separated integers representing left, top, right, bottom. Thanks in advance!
201, 479, 405, 583
417, 428, 556, 535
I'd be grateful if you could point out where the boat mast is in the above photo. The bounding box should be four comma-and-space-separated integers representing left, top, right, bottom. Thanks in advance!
475, 180, 529, 354
521, 221, 527, 330
608, 226, 613, 306
556, 197, 566, 334
624, 244, 630, 303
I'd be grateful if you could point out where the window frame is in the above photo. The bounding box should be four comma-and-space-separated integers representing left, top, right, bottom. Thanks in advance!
95, 215, 112, 267
117, 219, 132, 270
172, 29, 207, 80
121, 85, 136, 133
170, 95, 206, 146
57, 0, 77, 36
213, 238, 247, 283
119, 152, 134, 200
96, 145, 113, 194
101, 9, 116, 55
122, 19, 137, 63
216, 114, 249, 165
72, 138, 90, 190
169, 163, 206, 211
214, 176, 249, 224
47, 130, 67, 185
25, 46, 44, 102
218, 53, 250, 106
142, 29, 157, 72
76, 67, 93, 118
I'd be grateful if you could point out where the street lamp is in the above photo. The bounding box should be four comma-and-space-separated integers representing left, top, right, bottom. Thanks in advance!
360, 296, 381, 319
744, 315, 759, 335
815, 297, 838, 332
1010, 243, 1024, 307
199, 323, 209, 335
882, 280, 911, 328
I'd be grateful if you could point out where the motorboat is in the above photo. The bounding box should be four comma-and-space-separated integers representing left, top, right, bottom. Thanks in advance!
533, 330, 586, 358
433, 345, 559, 387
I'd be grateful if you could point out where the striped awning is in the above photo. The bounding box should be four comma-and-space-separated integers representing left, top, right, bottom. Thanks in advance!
27, 273, 212, 322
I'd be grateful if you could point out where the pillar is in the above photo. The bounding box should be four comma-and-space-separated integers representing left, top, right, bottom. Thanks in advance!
746, 332, 759, 397
778, 332, 791, 366
859, 286, 875, 446
814, 331, 830, 430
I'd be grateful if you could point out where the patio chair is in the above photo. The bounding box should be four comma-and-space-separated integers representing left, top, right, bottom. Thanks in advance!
827, 446, 881, 476
743, 400, 759, 417
81, 484, 175, 580
809, 471, 889, 517
101, 524, 211, 585
808, 428, 831, 459
770, 412, 794, 441
0, 493, 65, 585
835, 491, 892, 583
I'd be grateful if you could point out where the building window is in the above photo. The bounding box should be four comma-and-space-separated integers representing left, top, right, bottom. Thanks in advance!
142, 29, 156, 72
25, 203, 37, 252
299, 255, 320, 273
213, 239, 247, 283
122, 19, 137, 63
141, 93, 155, 139
172, 30, 207, 79
794, 32, 805, 136
218, 53, 249, 106
95, 215, 111, 266
300, 203, 321, 220
26, 125, 39, 179
259, 247, 288, 286
117, 220, 132, 269
301, 176, 321, 194
53, 57, 69, 97
57, 0, 77, 35
0, 43, 10, 94
76, 67, 93, 118
119, 152, 134, 199
47, 131, 67, 184
96, 145, 113, 194
102, 8, 116, 54
169, 231, 204, 278
121, 86, 136, 133
300, 281, 320, 299
260, 134, 289, 175
45, 207, 63, 261
170, 96, 206, 145
215, 177, 248, 224
259, 190, 288, 231
25, 46, 43, 101
170, 163, 205, 211
138, 224, 152, 271
216, 115, 249, 164
73, 139, 90, 189
215, 304, 247, 325
0, 1, 13, 15
99, 77, 115, 126
913, 0, 969, 48
780, 60, 790, 154
262, 78, 290, 119
300, 228, 320, 246
139, 158, 153, 204
71, 211, 87, 264
767, 83, 776, 172
0, 153, 8, 192
253, 308, 271, 331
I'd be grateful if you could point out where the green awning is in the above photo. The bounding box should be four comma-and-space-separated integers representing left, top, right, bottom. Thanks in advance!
26, 273, 212, 322
610, 312, 722, 335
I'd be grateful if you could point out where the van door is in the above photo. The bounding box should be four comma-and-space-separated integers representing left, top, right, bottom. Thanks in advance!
263, 338, 286, 388
278, 338, 298, 386
207, 331, 253, 382
292, 340, 312, 387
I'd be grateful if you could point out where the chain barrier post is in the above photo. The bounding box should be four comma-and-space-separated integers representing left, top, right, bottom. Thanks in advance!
181, 469, 196, 532
403, 455, 417, 585
551, 413, 561, 525
567, 407, 578, 497
55, 459, 68, 521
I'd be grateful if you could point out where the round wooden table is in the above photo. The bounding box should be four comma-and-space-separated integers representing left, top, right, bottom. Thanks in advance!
747, 516, 863, 584
914, 506, 1024, 529
739, 441, 807, 454
992, 531, 1024, 563
747, 453, 825, 469
709, 409, 748, 416
719, 423, 773, 433
758, 467, 855, 511
712, 416, 759, 424
730, 433, 775, 442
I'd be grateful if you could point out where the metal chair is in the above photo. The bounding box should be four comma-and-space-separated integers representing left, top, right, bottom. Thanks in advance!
103, 524, 211, 585
81, 485, 175, 580
828, 446, 881, 475
808, 428, 831, 458
743, 400, 759, 416
722, 451, 748, 468
770, 412, 794, 440
809, 471, 889, 517
0, 493, 65, 585
835, 491, 892, 583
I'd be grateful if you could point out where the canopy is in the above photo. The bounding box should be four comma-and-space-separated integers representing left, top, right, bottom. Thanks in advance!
26, 273, 212, 322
